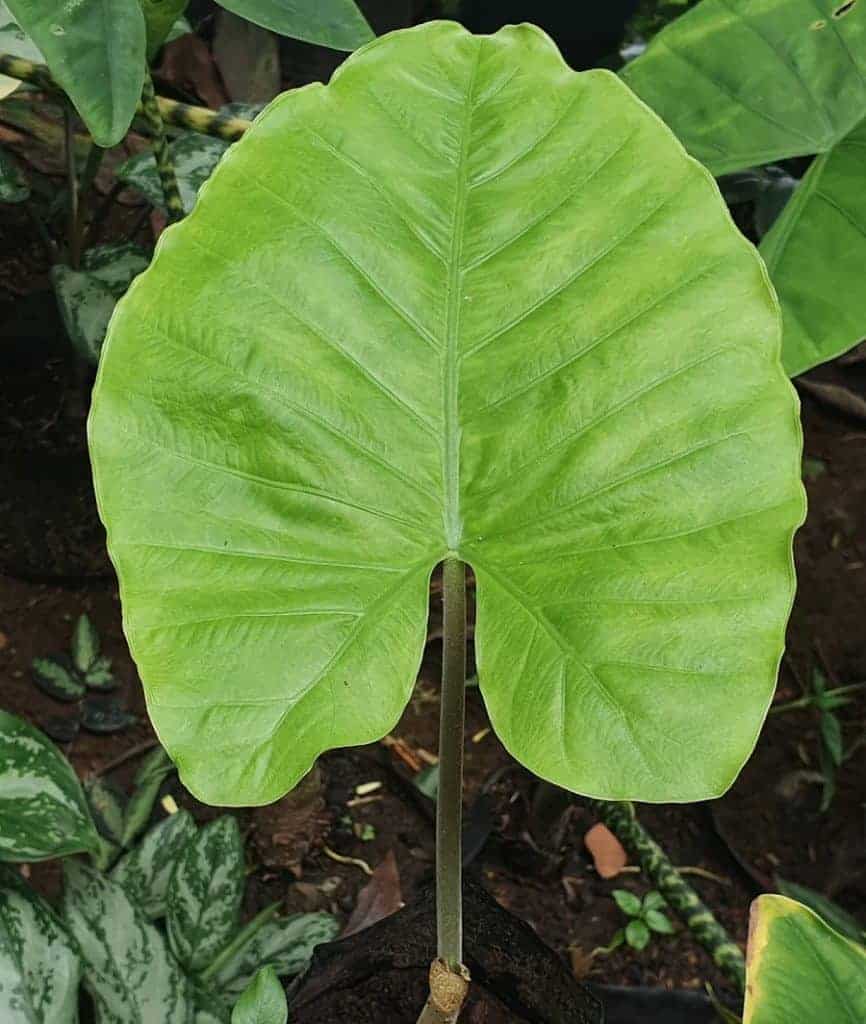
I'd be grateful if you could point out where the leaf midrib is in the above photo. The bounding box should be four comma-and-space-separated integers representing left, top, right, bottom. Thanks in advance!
443, 41, 483, 551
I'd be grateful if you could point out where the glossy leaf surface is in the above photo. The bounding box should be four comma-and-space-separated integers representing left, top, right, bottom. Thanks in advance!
111, 810, 196, 918
63, 861, 192, 1023
231, 967, 287, 1024
90, 22, 804, 805
760, 116, 866, 376
168, 816, 244, 972
621, 0, 866, 175
215, 0, 373, 51
3, 0, 146, 146
744, 894, 866, 1023
0, 867, 81, 1024
0, 711, 99, 861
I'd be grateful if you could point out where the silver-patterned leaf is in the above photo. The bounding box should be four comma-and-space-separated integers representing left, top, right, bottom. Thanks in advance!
52, 243, 150, 364
111, 811, 196, 919
71, 615, 99, 674
214, 913, 339, 997
84, 656, 117, 692
31, 656, 86, 703
62, 861, 193, 1024
0, 866, 81, 1024
0, 711, 100, 862
168, 816, 245, 973
118, 133, 229, 214
230, 966, 286, 1024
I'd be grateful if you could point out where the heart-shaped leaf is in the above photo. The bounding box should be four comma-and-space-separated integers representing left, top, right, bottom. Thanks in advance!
744, 894, 866, 1023
3, 0, 147, 146
760, 116, 866, 377
231, 966, 287, 1024
62, 860, 193, 1023
621, 0, 866, 176
215, 0, 373, 51
0, 710, 100, 861
213, 912, 340, 996
111, 810, 196, 918
168, 816, 245, 973
89, 22, 804, 806
0, 866, 81, 1024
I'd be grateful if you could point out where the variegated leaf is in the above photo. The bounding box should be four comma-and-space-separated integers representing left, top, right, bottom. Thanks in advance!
117, 134, 229, 214
71, 615, 99, 674
0, 866, 81, 1024
31, 657, 85, 703
86, 778, 127, 846
111, 811, 196, 919
168, 816, 244, 973
0, 711, 100, 862
62, 861, 192, 1023
215, 913, 339, 997
121, 747, 175, 848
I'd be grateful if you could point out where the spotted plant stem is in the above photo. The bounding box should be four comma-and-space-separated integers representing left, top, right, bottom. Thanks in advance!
591, 799, 746, 993
139, 68, 183, 222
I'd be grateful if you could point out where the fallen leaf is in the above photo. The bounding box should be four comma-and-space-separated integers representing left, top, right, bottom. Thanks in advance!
584, 822, 627, 879
155, 33, 229, 109
569, 945, 595, 981
341, 850, 402, 937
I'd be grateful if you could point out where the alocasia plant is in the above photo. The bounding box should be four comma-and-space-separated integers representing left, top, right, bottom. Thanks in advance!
89, 20, 805, 1006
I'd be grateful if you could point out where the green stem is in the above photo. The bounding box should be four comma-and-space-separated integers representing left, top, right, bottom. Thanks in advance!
139, 67, 184, 222
591, 800, 746, 993
64, 102, 81, 268
770, 681, 866, 715
436, 557, 467, 969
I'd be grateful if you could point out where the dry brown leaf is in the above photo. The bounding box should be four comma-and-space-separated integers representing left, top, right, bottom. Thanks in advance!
341, 849, 403, 937
584, 822, 627, 879
155, 33, 229, 110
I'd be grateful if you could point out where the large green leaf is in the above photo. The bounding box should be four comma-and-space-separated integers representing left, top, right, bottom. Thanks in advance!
760, 116, 866, 376
111, 810, 196, 918
89, 22, 804, 805
214, 912, 339, 997
621, 0, 866, 176
214, 0, 373, 51
62, 861, 192, 1023
231, 967, 287, 1024
744, 894, 866, 1023
168, 816, 244, 972
0, 867, 81, 1024
0, 711, 100, 861
3, 0, 146, 147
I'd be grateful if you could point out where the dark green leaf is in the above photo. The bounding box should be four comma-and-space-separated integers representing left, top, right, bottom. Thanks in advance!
231, 966, 287, 1024
89, 22, 804, 806
80, 696, 136, 735
91, 833, 121, 873
140, 0, 188, 58
0, 710, 100, 861
122, 750, 175, 848
38, 715, 80, 745
621, 0, 866, 175
87, 777, 127, 845
118, 133, 229, 213
760, 116, 866, 377
31, 655, 85, 702
63, 861, 193, 1023
71, 613, 99, 673
645, 909, 675, 934
754, 167, 798, 239
168, 816, 245, 973
414, 764, 439, 801
215, 0, 373, 51
3, 0, 146, 146
214, 912, 340, 996
613, 890, 642, 918
625, 918, 650, 950
774, 877, 865, 945
0, 143, 28, 202
111, 810, 197, 918
0, 866, 81, 1024
821, 712, 844, 767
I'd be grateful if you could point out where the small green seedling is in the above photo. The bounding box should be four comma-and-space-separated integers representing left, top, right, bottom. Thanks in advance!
609, 890, 675, 952
31, 613, 135, 737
